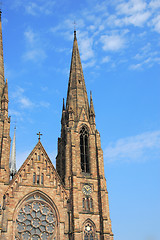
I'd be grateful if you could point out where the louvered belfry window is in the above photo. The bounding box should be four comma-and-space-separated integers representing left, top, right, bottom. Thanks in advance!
80, 126, 90, 173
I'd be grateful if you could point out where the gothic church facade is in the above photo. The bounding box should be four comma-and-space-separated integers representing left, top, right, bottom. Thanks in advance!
0, 11, 114, 240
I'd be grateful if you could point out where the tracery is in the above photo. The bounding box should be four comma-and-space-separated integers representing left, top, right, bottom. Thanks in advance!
80, 126, 90, 173
15, 193, 57, 240
83, 222, 95, 240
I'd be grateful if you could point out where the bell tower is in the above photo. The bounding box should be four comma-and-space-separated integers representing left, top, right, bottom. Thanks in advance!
56, 31, 114, 239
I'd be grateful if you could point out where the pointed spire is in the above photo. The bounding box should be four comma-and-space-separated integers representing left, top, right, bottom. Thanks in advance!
9, 126, 16, 178
66, 31, 89, 120
90, 91, 95, 116
0, 10, 5, 95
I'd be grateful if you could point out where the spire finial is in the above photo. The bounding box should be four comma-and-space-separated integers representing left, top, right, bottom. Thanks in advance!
37, 132, 42, 141
74, 21, 77, 40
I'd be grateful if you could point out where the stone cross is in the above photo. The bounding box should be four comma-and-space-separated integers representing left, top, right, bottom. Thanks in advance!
37, 132, 42, 141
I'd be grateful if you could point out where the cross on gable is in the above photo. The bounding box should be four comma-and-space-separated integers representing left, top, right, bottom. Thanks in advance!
37, 132, 42, 141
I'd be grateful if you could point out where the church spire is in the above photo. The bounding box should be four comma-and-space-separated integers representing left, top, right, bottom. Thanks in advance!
0, 10, 5, 95
66, 30, 89, 120
9, 126, 16, 178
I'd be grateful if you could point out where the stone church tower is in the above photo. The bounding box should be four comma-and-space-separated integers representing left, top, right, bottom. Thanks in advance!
0, 11, 114, 240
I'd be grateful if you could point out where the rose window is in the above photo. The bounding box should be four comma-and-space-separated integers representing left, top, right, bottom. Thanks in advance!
15, 194, 57, 240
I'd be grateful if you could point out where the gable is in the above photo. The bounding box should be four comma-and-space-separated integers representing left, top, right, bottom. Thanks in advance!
5, 140, 68, 200
78, 107, 89, 123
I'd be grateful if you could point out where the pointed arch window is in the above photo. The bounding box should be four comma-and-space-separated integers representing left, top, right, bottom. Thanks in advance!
41, 173, 44, 185
80, 126, 90, 173
33, 173, 36, 184
83, 222, 95, 240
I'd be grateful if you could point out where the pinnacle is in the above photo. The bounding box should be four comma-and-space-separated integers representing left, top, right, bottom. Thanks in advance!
90, 91, 95, 116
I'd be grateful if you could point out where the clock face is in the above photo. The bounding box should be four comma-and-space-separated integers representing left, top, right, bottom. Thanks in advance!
82, 184, 92, 195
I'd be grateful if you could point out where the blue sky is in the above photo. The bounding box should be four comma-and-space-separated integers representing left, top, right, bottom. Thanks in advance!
2, 0, 160, 239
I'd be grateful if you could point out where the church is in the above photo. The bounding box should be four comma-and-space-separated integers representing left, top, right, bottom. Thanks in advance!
0, 11, 114, 240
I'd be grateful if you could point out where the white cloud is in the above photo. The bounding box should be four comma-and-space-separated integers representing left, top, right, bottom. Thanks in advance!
12, 0, 55, 15
9, 109, 21, 117
116, 0, 147, 15
19, 97, 33, 108
39, 101, 50, 108
150, 15, 160, 33
11, 87, 34, 109
131, 43, 160, 70
23, 29, 47, 62
123, 11, 151, 27
101, 56, 110, 63
82, 59, 96, 69
79, 34, 94, 61
13, 0, 56, 16
23, 49, 47, 62
24, 29, 36, 45
149, 0, 160, 9
104, 130, 160, 163
129, 63, 143, 70
100, 34, 126, 51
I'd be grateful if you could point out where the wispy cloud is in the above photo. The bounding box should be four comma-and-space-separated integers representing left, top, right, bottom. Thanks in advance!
82, 59, 96, 69
116, 0, 147, 15
12, 0, 55, 16
78, 31, 94, 61
130, 43, 160, 70
23, 49, 47, 62
129, 63, 143, 70
104, 130, 160, 163
12, 87, 34, 109
23, 28, 47, 62
39, 101, 50, 108
24, 29, 37, 45
25, 1, 55, 16
100, 34, 126, 51
29, 0, 160, 70
150, 15, 160, 33
149, 0, 160, 10
101, 56, 110, 64
11, 86, 51, 110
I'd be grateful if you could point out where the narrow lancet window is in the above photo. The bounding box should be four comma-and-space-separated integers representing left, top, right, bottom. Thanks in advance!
83, 198, 85, 209
41, 173, 44, 185
90, 198, 93, 209
33, 173, 36, 184
37, 175, 40, 184
80, 126, 90, 173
